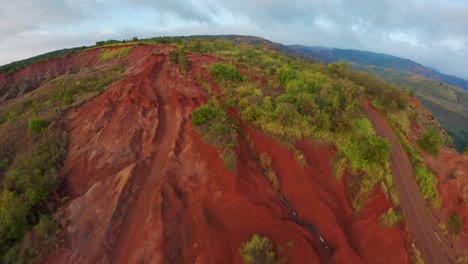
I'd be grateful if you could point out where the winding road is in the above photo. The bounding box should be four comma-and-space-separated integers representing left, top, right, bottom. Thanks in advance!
362, 102, 452, 264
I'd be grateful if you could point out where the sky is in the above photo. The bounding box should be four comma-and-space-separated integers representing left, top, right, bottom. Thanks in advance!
1, 0, 467, 79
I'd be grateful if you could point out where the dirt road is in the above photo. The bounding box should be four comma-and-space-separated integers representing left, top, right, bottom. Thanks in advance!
362, 102, 451, 264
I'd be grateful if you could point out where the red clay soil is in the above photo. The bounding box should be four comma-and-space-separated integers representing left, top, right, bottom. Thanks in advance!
39, 45, 410, 263
247, 131, 410, 264
362, 101, 452, 264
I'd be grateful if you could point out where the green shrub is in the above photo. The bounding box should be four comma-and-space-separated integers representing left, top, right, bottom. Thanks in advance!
438, 222, 449, 236
169, 50, 179, 64
28, 117, 48, 134
275, 67, 296, 86
379, 208, 402, 227
412, 243, 424, 264
205, 122, 234, 148
363, 136, 391, 164
239, 234, 277, 264
209, 63, 244, 83
448, 213, 463, 236
192, 103, 237, 148
335, 118, 393, 212
192, 101, 239, 171
192, 103, 226, 126
417, 128, 442, 156
399, 134, 441, 208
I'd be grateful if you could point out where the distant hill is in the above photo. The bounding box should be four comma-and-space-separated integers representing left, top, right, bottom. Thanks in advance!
289, 45, 468, 91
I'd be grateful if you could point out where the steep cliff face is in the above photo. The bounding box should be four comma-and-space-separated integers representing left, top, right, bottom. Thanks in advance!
0, 43, 421, 264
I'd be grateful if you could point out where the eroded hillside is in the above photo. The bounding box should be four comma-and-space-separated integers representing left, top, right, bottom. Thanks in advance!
0, 38, 465, 264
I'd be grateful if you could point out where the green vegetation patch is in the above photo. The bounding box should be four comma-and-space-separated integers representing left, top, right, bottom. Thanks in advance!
209, 63, 245, 83
239, 234, 277, 264
0, 100, 38, 127
49, 69, 122, 106
379, 207, 402, 227
417, 127, 442, 156
99, 46, 133, 62
192, 101, 238, 171
28, 117, 49, 134
0, 110, 23, 126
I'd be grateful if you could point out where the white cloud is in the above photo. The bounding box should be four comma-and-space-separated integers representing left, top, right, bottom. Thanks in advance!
0, 0, 467, 79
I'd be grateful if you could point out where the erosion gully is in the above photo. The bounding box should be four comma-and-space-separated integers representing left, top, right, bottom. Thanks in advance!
276, 188, 334, 263
240, 127, 334, 263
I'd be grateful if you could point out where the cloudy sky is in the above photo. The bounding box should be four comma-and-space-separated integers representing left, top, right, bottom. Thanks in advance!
1, 0, 467, 78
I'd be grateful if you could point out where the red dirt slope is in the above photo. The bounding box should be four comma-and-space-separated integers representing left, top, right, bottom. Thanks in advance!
38, 45, 409, 263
